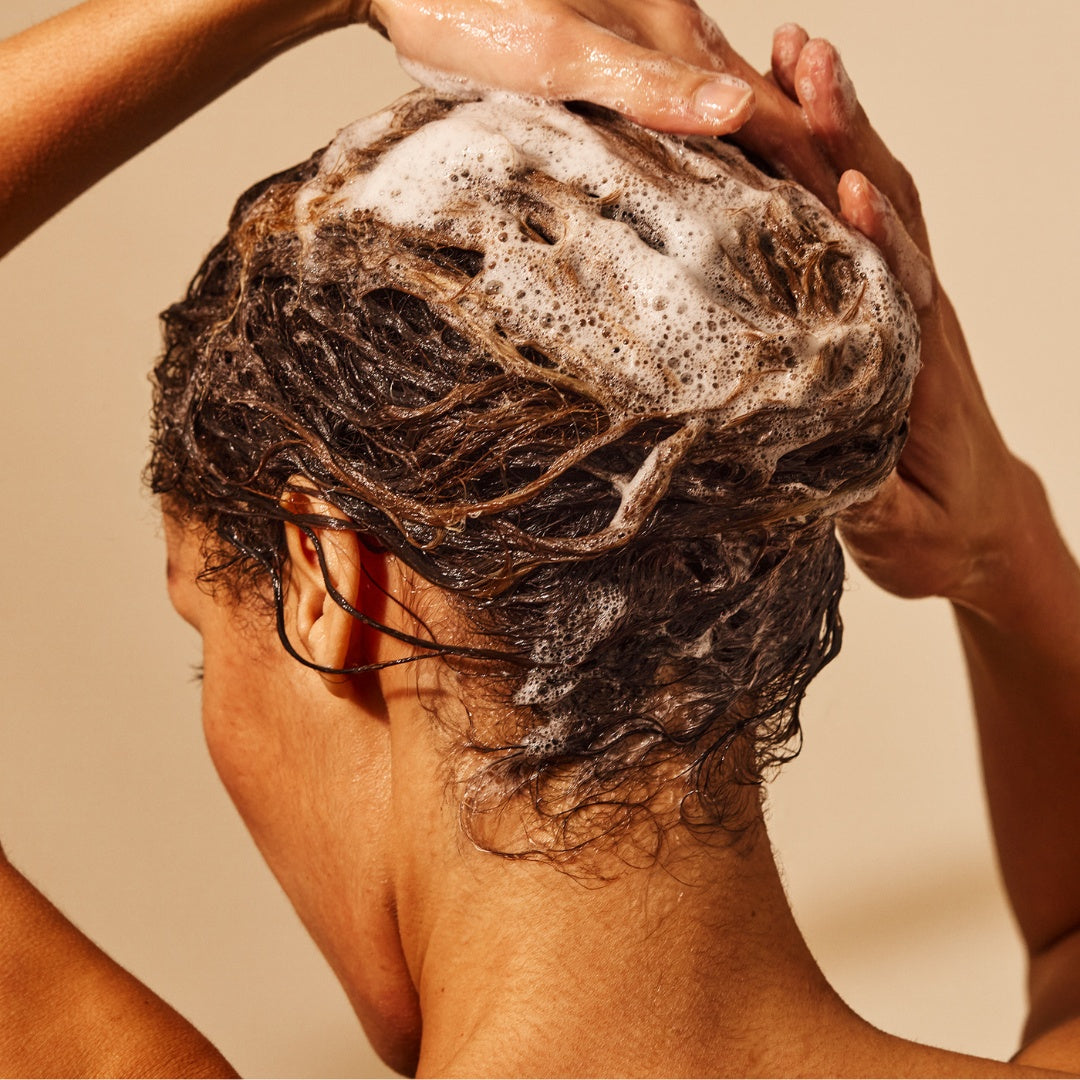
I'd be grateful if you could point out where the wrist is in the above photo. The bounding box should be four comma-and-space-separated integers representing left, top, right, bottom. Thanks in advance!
214, 0, 367, 54
297, 0, 371, 31
952, 457, 1080, 634
254, 0, 359, 44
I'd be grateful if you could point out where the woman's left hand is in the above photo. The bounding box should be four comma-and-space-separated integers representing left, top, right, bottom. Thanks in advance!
370, 0, 838, 195
761, 25, 1028, 617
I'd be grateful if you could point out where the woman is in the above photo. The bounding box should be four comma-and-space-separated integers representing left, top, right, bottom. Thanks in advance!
2, 1, 1079, 1076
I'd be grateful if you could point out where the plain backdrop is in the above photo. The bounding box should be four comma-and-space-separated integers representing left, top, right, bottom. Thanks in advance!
1, 2, 1078, 1076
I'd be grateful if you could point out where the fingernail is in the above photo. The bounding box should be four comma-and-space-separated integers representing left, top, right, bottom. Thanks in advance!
774, 22, 808, 57
863, 176, 888, 216
845, 169, 868, 202
839, 171, 874, 234
692, 78, 754, 126
857, 176, 891, 232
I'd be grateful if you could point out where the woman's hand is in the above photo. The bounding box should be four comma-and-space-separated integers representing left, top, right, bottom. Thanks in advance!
767, 27, 1036, 622
368, 0, 838, 192
369, 0, 752, 133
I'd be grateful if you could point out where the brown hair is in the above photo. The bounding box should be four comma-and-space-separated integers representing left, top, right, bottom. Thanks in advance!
149, 91, 916, 857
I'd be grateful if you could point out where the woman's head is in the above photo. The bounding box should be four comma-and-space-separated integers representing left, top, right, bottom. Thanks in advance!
151, 89, 917, 859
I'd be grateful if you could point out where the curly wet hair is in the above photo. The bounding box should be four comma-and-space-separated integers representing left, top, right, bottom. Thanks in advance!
149, 91, 916, 857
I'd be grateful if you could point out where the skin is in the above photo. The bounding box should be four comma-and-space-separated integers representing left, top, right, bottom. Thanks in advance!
160, 509, 1068, 1078
0, 0, 847, 259
3, 0, 1080, 1075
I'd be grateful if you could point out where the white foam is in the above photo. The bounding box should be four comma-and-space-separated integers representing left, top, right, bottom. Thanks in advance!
281, 91, 921, 727
514, 582, 628, 711
398, 56, 495, 99
292, 91, 919, 481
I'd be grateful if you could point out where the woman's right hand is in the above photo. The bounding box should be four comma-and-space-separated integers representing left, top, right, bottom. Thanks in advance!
768, 27, 1040, 622
367, 0, 840, 194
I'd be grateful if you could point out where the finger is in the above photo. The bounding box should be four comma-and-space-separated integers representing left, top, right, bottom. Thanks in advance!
557, 39, 756, 135
793, 37, 928, 250
570, 4, 764, 136
577, 3, 839, 202
732, 89, 839, 209
770, 22, 808, 101
382, 0, 756, 135
682, 18, 839, 205
561, 41, 756, 135
838, 170, 935, 311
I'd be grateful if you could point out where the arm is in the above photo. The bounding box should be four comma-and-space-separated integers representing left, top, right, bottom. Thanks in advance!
0, 856, 236, 1077
0, 0, 357, 256
953, 483, 1080, 1062
0, 0, 777, 259
769, 26, 1080, 1064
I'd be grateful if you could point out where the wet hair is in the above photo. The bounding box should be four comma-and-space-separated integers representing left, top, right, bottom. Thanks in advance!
150, 90, 917, 857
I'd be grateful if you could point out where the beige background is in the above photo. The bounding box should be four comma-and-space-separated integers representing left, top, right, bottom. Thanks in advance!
1, 2, 1077, 1076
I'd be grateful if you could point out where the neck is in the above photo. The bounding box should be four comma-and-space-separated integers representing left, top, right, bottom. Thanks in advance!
402, 813, 862, 1078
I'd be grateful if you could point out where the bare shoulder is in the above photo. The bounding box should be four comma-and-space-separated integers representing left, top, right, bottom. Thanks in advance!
845, 1028, 1080, 1079
1011, 1017, 1080, 1076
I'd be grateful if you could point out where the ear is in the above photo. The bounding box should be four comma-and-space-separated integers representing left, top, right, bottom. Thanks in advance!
281, 489, 389, 688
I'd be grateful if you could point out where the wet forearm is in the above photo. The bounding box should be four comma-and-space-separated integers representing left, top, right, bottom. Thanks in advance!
0, 0, 358, 256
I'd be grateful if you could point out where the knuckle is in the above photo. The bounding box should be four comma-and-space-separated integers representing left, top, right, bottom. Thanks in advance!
645, 0, 713, 36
